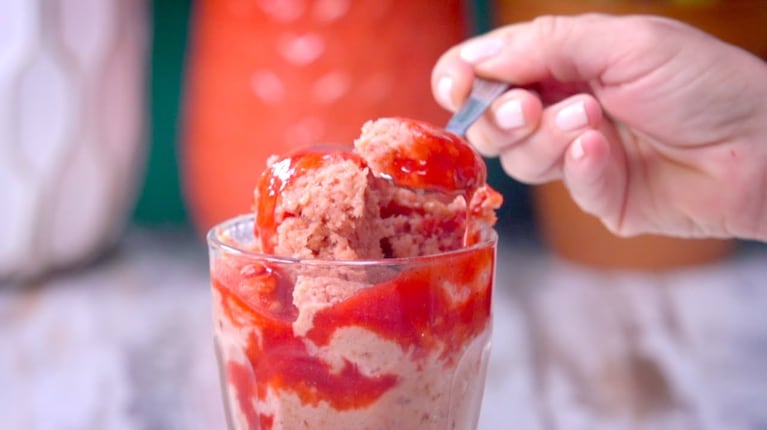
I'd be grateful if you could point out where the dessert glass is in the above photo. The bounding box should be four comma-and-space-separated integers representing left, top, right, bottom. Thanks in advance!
207, 215, 497, 430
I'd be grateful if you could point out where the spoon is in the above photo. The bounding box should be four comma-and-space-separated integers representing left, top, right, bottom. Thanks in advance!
445, 77, 510, 137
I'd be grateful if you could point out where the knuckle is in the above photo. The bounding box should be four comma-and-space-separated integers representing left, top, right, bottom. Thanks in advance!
531, 15, 573, 46
623, 15, 684, 51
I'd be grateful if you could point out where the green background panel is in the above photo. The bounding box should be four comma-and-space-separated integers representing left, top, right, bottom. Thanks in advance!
132, 0, 192, 226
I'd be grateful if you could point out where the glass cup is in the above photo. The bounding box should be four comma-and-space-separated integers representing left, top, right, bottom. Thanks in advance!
207, 215, 497, 430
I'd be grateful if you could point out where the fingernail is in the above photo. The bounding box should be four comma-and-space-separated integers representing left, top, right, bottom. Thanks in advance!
459, 37, 504, 63
436, 76, 455, 110
570, 137, 585, 160
556, 101, 588, 131
495, 99, 525, 130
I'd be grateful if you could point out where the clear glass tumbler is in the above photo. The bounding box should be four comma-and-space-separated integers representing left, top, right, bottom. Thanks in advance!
207, 215, 497, 430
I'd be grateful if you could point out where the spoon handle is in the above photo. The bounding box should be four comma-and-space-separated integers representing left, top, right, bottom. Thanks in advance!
445, 77, 511, 137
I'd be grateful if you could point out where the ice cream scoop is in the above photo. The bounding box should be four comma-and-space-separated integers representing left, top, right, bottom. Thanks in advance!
253, 118, 501, 259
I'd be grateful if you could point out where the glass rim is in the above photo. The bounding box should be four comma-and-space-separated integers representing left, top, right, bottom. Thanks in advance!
206, 214, 498, 267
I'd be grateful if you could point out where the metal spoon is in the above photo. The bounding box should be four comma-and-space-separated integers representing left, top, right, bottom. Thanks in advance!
445, 77, 511, 137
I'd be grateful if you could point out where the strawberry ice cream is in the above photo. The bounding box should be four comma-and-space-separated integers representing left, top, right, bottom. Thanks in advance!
208, 117, 501, 429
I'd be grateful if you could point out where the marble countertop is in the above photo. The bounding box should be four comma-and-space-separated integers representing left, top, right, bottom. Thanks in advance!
2, 228, 767, 430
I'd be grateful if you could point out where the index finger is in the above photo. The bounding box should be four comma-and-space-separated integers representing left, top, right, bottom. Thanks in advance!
432, 14, 688, 103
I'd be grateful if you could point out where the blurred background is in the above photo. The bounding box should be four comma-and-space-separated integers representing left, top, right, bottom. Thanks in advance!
132, 0, 532, 234
2, 0, 767, 429
134, 0, 767, 270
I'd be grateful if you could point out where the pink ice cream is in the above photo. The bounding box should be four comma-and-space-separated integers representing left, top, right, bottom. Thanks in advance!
209, 117, 501, 429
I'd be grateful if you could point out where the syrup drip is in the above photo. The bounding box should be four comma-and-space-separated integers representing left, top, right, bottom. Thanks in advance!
365, 118, 487, 246
214, 243, 493, 427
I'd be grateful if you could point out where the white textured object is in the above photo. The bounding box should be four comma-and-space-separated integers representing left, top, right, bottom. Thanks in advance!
0, 0, 148, 280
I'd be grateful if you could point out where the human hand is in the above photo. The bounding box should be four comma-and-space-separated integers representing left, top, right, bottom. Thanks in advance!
431, 14, 767, 241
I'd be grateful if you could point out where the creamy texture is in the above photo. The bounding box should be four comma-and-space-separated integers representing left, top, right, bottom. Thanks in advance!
214, 291, 492, 430
211, 117, 501, 429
